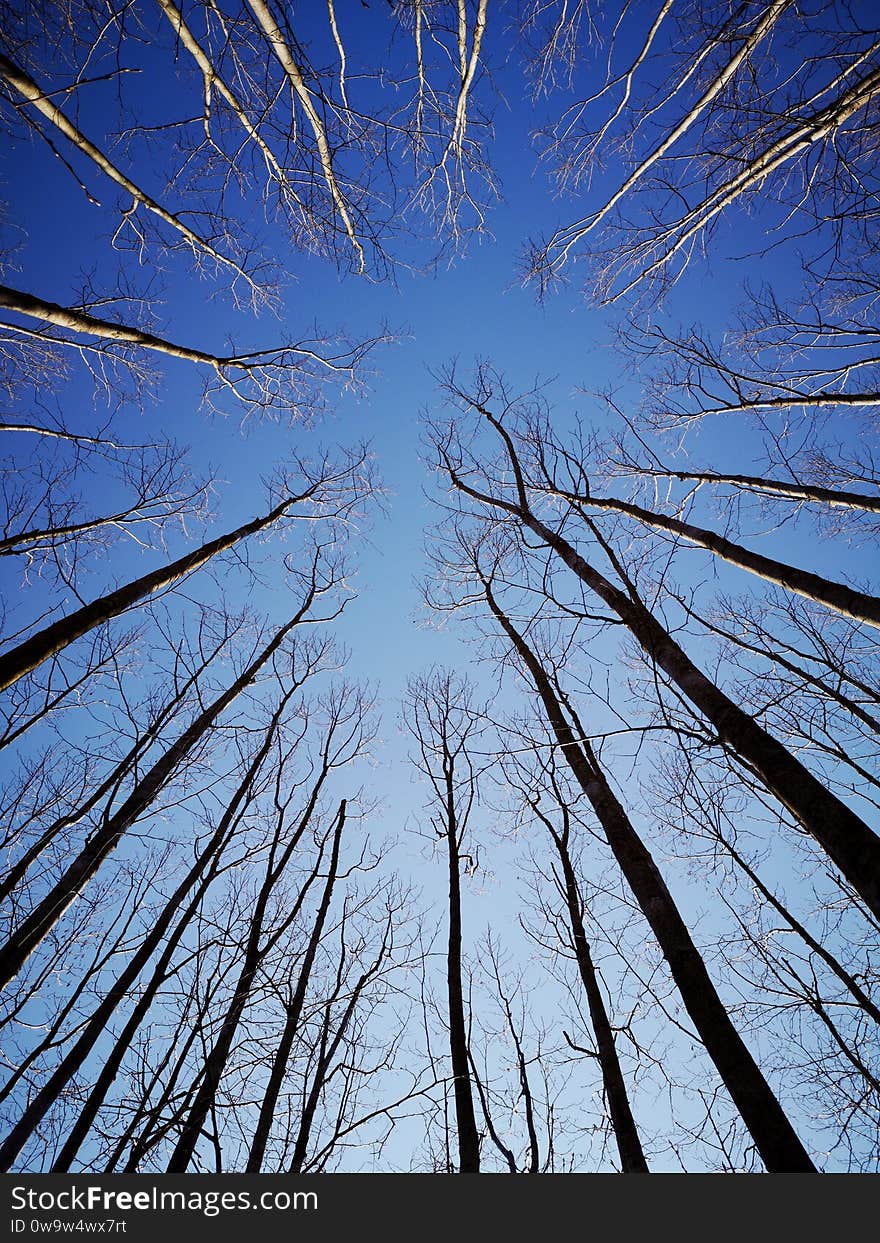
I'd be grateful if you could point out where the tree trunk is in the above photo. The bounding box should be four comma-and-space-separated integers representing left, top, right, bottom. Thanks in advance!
454, 453, 880, 920
0, 495, 297, 694
0, 607, 312, 991
165, 800, 345, 1172
287, 970, 370, 1173
483, 579, 816, 1172
0, 283, 229, 369
547, 818, 649, 1171
0, 690, 292, 1170
619, 466, 880, 515
245, 804, 346, 1173
567, 488, 880, 630
445, 777, 481, 1173
49, 864, 220, 1172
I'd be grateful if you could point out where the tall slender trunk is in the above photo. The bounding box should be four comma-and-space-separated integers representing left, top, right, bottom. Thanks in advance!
165, 800, 346, 1172
287, 971, 368, 1173
445, 776, 481, 1173
620, 466, 880, 514
0, 690, 292, 1170
0, 606, 313, 991
546, 817, 648, 1171
287, 1007, 335, 1173
0, 495, 297, 694
49, 862, 222, 1172
453, 454, 880, 920
565, 488, 880, 630
483, 580, 816, 1172
114, 980, 225, 1173
245, 807, 345, 1172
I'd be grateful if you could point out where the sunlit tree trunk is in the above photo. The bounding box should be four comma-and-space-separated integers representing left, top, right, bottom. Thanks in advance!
0, 495, 299, 694
559, 487, 880, 630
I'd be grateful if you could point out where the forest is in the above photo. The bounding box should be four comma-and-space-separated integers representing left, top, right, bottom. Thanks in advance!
0, 0, 878, 1174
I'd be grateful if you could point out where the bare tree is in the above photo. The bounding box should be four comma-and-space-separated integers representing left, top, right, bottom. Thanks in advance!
165, 678, 373, 1171
428, 369, 880, 922
464, 930, 583, 1174
0, 540, 348, 991
406, 669, 484, 1173
523, 3, 880, 302
165, 797, 350, 1172
468, 549, 815, 1170
509, 757, 649, 1172
0, 446, 370, 694
41, 672, 307, 1173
